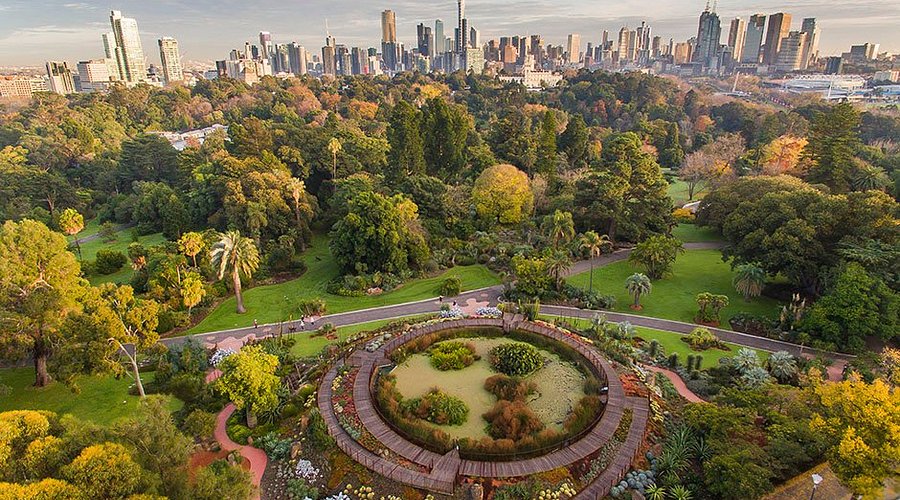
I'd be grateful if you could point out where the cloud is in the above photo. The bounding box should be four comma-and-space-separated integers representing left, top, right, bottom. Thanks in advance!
63, 3, 94, 9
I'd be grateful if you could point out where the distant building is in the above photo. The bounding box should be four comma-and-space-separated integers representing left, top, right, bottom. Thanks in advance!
727, 18, 746, 64
874, 70, 899, 83
799, 18, 820, 70
499, 69, 563, 90
0, 76, 48, 97
45, 61, 76, 94
566, 33, 581, 63
110, 10, 147, 84
763, 13, 792, 66
77, 59, 113, 92
465, 47, 484, 73
774, 31, 807, 72
742, 14, 766, 64
693, 5, 721, 71
823, 56, 843, 75
158, 37, 184, 85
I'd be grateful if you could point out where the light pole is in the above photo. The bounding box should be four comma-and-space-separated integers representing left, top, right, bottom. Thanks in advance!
808, 473, 823, 500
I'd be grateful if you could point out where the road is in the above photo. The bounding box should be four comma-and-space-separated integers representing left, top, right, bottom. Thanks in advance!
161, 241, 852, 363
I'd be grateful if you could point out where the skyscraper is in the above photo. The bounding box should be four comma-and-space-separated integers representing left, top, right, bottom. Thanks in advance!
456, 0, 468, 54
45, 61, 76, 94
110, 10, 147, 84
434, 20, 445, 55
799, 18, 820, 70
774, 31, 806, 72
693, 4, 722, 70
566, 33, 581, 63
322, 35, 336, 76
763, 13, 792, 66
158, 37, 183, 84
727, 18, 746, 63
742, 14, 766, 64
382, 10, 397, 43
287, 43, 309, 75
259, 32, 273, 61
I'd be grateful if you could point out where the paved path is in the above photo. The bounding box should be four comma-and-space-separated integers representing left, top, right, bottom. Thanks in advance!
643, 365, 704, 403
73, 222, 135, 244
213, 403, 268, 495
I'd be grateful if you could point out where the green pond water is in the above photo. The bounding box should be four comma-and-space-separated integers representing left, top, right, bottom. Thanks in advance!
390, 336, 587, 440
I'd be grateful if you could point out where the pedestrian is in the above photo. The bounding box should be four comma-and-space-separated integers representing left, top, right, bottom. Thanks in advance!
452, 300, 457, 307
253, 319, 258, 329
300, 319, 305, 330
439, 295, 443, 303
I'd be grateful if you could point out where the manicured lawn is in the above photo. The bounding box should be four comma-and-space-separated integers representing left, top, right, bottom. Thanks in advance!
672, 223, 722, 243
76, 228, 168, 286
0, 368, 181, 425
668, 179, 706, 206
287, 315, 432, 358
189, 235, 499, 334
568, 249, 781, 325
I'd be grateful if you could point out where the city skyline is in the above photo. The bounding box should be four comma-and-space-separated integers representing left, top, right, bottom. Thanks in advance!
1, 0, 899, 66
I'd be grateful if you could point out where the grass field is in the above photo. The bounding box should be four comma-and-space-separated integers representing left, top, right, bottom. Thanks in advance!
672, 223, 722, 243
287, 315, 432, 357
0, 368, 180, 425
568, 249, 780, 325
189, 235, 499, 334
73, 226, 168, 286
668, 179, 706, 206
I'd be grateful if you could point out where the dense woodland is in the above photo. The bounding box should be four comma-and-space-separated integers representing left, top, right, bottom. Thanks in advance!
0, 69, 898, 499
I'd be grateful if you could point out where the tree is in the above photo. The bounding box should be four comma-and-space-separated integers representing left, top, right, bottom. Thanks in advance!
422, 97, 469, 180
62, 443, 143, 499
542, 210, 575, 249
181, 272, 205, 316
578, 231, 612, 293
811, 376, 900, 497
285, 177, 314, 249
759, 135, 807, 175
546, 249, 572, 292
0, 220, 83, 387
535, 110, 558, 176
327, 137, 342, 180
733, 263, 766, 301
57, 208, 84, 262
387, 100, 426, 180
472, 164, 534, 225
210, 231, 260, 315
625, 273, 652, 310
177, 231, 204, 268
628, 235, 684, 279
117, 134, 181, 191
804, 102, 860, 193
215, 345, 281, 428
192, 460, 253, 500
559, 114, 590, 170
511, 255, 553, 297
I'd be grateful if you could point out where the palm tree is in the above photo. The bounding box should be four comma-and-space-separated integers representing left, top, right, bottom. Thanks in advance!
851, 164, 890, 191
546, 250, 572, 291
733, 263, 766, 301
767, 351, 798, 383
327, 137, 342, 180
210, 231, 260, 314
625, 273, 652, 310
579, 231, 613, 293
178, 231, 204, 267
542, 210, 575, 249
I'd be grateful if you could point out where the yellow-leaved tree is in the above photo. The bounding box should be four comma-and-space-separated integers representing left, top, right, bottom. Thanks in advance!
472, 164, 533, 225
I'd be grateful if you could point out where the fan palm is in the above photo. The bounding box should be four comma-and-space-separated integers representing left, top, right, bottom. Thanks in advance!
546, 249, 572, 291
625, 273, 652, 310
327, 137, 342, 179
543, 210, 575, 249
579, 231, 613, 293
733, 263, 766, 301
211, 231, 260, 314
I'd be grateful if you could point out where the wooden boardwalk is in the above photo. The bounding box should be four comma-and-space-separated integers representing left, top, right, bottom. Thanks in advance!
317, 316, 650, 497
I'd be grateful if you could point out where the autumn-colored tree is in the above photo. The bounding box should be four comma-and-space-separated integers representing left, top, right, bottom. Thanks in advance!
472, 164, 534, 225
0, 220, 84, 387
181, 272, 205, 316
62, 443, 143, 499
760, 135, 807, 176
327, 137, 342, 179
811, 376, 900, 497
177, 231, 204, 267
57, 208, 84, 262
215, 345, 281, 428
210, 231, 260, 314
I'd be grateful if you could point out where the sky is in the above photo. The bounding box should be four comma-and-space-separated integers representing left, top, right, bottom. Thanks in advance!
0, 0, 898, 67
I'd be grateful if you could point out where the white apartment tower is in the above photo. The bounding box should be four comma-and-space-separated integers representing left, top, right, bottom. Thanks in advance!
158, 37, 184, 84
110, 10, 147, 84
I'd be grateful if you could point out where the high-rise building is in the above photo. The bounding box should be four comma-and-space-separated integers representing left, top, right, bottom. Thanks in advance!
465, 47, 484, 73
110, 10, 147, 84
469, 26, 480, 49
775, 31, 806, 72
101, 32, 122, 81
635, 22, 652, 64
693, 4, 722, 70
158, 37, 183, 84
322, 35, 336, 76
742, 14, 766, 64
763, 13, 792, 66
287, 43, 309, 75
434, 20, 445, 55
823, 56, 842, 75
45, 61, 76, 94
259, 32, 273, 61
617, 27, 635, 63
381, 10, 397, 43
727, 18, 746, 63
417, 24, 434, 58
799, 18, 820, 70
566, 33, 581, 63
673, 42, 692, 65
77, 59, 112, 92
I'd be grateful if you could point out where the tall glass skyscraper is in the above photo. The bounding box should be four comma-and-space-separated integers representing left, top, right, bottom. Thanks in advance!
110, 10, 146, 84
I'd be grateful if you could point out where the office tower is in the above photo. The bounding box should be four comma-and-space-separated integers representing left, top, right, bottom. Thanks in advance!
763, 13, 792, 66
322, 35, 336, 76
288, 43, 308, 75
351, 47, 367, 74
417, 24, 434, 58
727, 18, 746, 63
100, 32, 122, 81
530, 35, 544, 67
775, 31, 806, 72
158, 37, 183, 84
673, 42, 692, 64
45, 61, 76, 94
742, 14, 765, 64
434, 20, 445, 55
469, 27, 480, 49
456, 0, 466, 53
635, 22, 651, 64
465, 47, 484, 73
259, 32, 273, 61
215, 60, 227, 77
77, 59, 112, 92
799, 18, 820, 70
566, 33, 581, 63
847, 43, 878, 62
693, 4, 722, 70
381, 10, 397, 43
823, 56, 842, 75
110, 10, 146, 84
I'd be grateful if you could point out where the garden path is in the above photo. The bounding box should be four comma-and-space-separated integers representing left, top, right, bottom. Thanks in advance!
642, 365, 705, 403
213, 403, 268, 497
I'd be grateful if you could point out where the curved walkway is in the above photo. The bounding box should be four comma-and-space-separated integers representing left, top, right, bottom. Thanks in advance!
318, 316, 649, 496
214, 403, 269, 491
643, 365, 704, 404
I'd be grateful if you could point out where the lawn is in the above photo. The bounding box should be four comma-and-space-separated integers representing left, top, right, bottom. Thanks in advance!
672, 223, 722, 243
0, 368, 181, 425
189, 234, 500, 334
667, 179, 706, 206
76, 228, 168, 286
567, 249, 781, 325
287, 315, 432, 358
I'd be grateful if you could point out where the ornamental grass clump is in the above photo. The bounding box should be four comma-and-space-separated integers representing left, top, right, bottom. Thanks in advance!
428, 341, 479, 371
489, 343, 543, 376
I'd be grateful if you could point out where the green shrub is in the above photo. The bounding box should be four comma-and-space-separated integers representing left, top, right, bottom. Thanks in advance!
406, 389, 469, 426
286, 479, 319, 500
256, 432, 292, 460
182, 409, 216, 439
296, 298, 326, 317
439, 276, 462, 296
94, 248, 128, 274
227, 422, 251, 445
428, 341, 478, 371
490, 343, 543, 376
668, 353, 679, 368
306, 410, 333, 451
685, 327, 723, 351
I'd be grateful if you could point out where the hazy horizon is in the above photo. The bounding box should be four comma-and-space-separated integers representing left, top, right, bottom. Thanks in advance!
1, 0, 898, 67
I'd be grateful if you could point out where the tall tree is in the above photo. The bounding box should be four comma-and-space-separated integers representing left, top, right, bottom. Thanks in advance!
542, 210, 575, 249
387, 100, 426, 180
177, 231, 204, 268
57, 208, 84, 262
215, 345, 281, 428
210, 231, 260, 314
422, 98, 469, 180
327, 137, 343, 180
471, 164, 534, 225
0, 220, 83, 387
627, 235, 685, 279
578, 231, 613, 293
559, 114, 590, 170
733, 263, 766, 301
535, 110, 558, 176
803, 102, 860, 193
